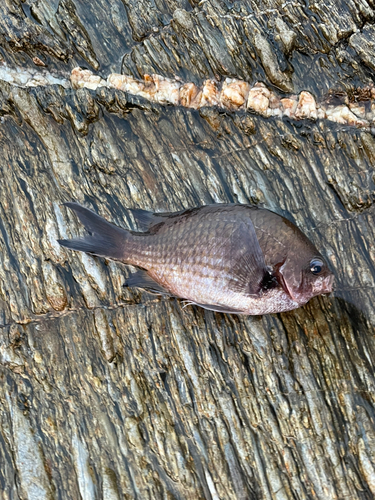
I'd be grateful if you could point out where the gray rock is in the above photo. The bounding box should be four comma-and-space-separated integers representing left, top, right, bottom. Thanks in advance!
0, 1, 375, 499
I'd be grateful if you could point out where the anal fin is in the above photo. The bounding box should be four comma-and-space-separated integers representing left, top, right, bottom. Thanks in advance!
188, 302, 246, 314
124, 269, 171, 295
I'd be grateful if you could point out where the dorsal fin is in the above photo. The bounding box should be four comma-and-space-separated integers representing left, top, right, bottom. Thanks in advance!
128, 208, 170, 231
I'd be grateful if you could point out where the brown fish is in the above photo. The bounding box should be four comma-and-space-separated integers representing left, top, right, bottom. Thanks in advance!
58, 203, 334, 315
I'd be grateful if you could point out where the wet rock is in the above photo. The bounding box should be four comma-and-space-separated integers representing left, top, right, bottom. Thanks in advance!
252, 29, 293, 92
349, 24, 375, 72
274, 17, 297, 55
0, 1, 375, 499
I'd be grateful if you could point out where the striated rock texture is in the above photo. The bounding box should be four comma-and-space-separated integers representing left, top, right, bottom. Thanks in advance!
1, 1, 375, 500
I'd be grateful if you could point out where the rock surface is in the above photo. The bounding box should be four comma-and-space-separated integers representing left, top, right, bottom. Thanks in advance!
0, 1, 375, 499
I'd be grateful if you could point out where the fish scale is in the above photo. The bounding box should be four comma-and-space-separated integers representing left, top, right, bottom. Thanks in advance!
58, 203, 334, 315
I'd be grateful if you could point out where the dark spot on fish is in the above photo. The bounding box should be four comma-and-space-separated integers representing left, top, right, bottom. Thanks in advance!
260, 271, 278, 292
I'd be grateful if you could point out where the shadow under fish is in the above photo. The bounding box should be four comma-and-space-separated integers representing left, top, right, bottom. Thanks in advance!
58, 203, 334, 315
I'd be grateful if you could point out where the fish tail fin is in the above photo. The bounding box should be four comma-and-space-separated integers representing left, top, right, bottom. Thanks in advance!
58, 202, 129, 260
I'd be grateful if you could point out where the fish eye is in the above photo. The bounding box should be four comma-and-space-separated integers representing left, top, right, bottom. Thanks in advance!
310, 258, 324, 275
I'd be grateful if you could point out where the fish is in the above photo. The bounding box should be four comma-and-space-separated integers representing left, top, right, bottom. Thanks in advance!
58, 202, 334, 315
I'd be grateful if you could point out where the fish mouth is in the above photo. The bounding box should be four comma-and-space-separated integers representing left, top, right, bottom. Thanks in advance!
284, 274, 335, 302
311, 273, 335, 296
320, 274, 335, 294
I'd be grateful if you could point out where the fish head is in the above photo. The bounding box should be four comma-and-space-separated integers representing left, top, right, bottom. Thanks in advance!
255, 212, 335, 306
276, 252, 334, 305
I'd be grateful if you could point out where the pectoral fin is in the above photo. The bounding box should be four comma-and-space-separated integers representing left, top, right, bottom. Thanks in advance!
228, 220, 270, 296
205, 218, 269, 296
